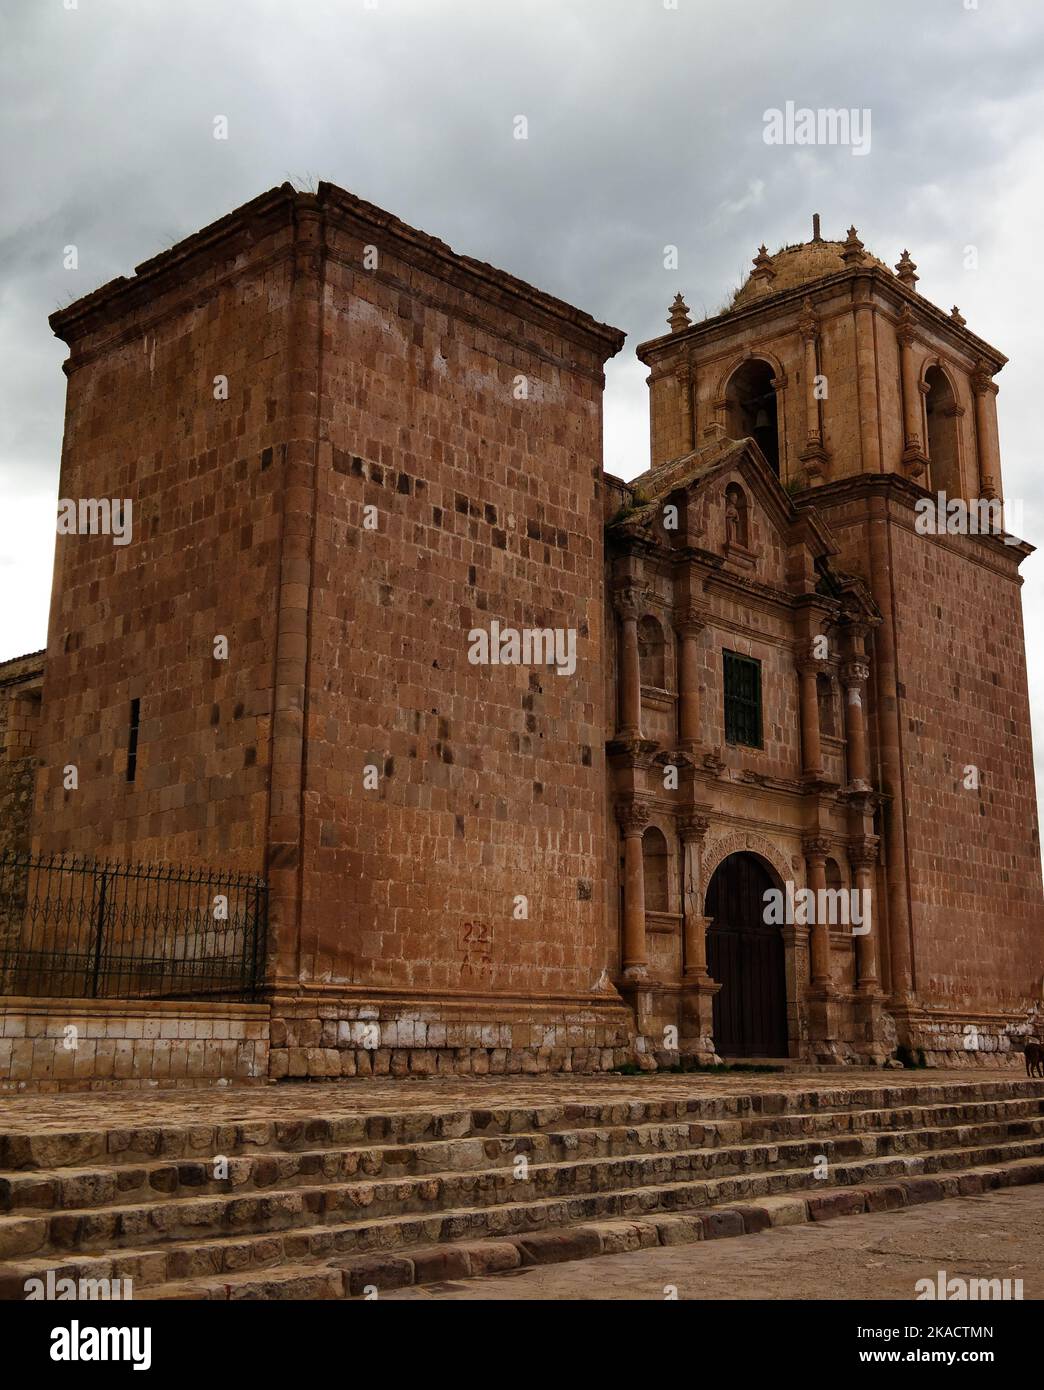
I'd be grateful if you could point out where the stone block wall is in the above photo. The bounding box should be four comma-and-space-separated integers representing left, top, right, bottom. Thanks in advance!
30, 187, 298, 868
889, 520, 1042, 1015
27, 182, 636, 1078
816, 479, 1044, 1025
0, 652, 44, 859
268, 994, 633, 1079
260, 183, 632, 1071
0, 998, 269, 1091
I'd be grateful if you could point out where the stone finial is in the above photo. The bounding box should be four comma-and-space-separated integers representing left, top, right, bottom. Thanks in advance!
950, 305, 967, 326
895, 249, 919, 289
841, 225, 865, 265
749, 244, 776, 292
668, 292, 691, 333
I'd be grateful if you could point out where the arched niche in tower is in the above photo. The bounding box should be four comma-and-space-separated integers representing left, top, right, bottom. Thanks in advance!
924, 364, 962, 498
637, 614, 667, 690
641, 825, 670, 913
816, 672, 836, 737
724, 358, 780, 477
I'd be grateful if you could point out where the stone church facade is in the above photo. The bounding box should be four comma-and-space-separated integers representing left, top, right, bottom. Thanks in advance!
1, 185, 1041, 1083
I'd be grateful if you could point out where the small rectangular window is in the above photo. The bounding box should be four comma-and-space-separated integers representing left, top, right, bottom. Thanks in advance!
723, 651, 762, 748
126, 697, 141, 782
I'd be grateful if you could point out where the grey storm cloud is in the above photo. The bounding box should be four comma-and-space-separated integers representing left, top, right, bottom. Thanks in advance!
3, 0, 1044, 822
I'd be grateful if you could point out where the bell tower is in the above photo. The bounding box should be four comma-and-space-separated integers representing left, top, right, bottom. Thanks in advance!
635, 220, 1042, 1056
642, 215, 1007, 501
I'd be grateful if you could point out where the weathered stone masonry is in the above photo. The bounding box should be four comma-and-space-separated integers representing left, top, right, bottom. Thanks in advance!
10, 182, 632, 1082
0, 652, 43, 863
610, 228, 1043, 1068
1, 196, 1041, 1086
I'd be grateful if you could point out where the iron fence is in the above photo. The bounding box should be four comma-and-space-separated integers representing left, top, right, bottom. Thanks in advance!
0, 851, 267, 1002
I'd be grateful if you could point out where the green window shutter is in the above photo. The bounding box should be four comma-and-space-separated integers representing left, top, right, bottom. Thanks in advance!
723, 651, 762, 748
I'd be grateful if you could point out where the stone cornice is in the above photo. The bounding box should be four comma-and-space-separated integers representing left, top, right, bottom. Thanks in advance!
50, 183, 300, 345
805, 473, 1034, 567
50, 181, 627, 367
319, 182, 626, 361
636, 263, 1006, 377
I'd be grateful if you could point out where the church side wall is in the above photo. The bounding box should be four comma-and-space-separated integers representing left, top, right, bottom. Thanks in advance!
29, 209, 295, 868
890, 521, 1043, 1021
267, 208, 633, 1079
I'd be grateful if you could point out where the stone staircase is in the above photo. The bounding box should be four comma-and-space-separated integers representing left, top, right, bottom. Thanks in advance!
1, 1075, 1042, 1300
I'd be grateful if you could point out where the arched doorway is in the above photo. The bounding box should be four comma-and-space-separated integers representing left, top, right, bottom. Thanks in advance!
705, 851, 788, 1057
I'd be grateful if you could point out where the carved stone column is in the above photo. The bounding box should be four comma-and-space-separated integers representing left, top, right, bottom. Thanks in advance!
841, 659, 871, 790
797, 297, 829, 481
971, 360, 1001, 501
849, 834, 888, 1060
679, 814, 710, 980
679, 812, 720, 1060
616, 800, 650, 978
802, 835, 831, 988
770, 372, 788, 476
896, 306, 927, 478
796, 657, 824, 779
676, 362, 694, 454
852, 281, 882, 474
675, 608, 705, 748
804, 833, 840, 1056
613, 587, 643, 739
849, 836, 881, 991
865, 495, 914, 1008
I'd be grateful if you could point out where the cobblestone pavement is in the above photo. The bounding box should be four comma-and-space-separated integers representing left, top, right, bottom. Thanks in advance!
381, 1184, 1044, 1301
0, 1067, 1027, 1133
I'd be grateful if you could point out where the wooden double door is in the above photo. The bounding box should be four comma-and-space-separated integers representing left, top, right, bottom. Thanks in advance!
705, 852, 788, 1058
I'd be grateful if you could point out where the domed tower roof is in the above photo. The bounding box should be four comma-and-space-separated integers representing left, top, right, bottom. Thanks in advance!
730, 217, 890, 310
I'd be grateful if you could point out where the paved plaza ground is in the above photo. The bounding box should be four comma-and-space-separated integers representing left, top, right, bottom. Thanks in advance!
1, 1066, 1024, 1133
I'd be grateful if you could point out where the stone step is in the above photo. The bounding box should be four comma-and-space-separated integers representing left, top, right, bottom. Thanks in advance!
4, 1101, 1044, 1217
2, 1078, 1041, 1301
3, 1078, 1040, 1171
154, 1263, 346, 1301
5, 1098, 1042, 1214
152, 1152, 1044, 1302
3, 1128, 1043, 1266
8, 1148, 1039, 1303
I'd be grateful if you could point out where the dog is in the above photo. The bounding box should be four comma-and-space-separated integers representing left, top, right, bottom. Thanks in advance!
1024, 1039, 1044, 1078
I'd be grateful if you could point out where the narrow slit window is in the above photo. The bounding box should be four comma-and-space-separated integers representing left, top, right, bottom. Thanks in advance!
723, 651, 762, 748
126, 697, 141, 782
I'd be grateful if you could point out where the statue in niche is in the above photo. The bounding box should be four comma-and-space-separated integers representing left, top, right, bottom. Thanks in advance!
725, 495, 740, 545
724, 482, 749, 549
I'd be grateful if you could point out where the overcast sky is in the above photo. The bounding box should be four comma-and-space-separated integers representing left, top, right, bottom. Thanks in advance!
3, 0, 1044, 821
